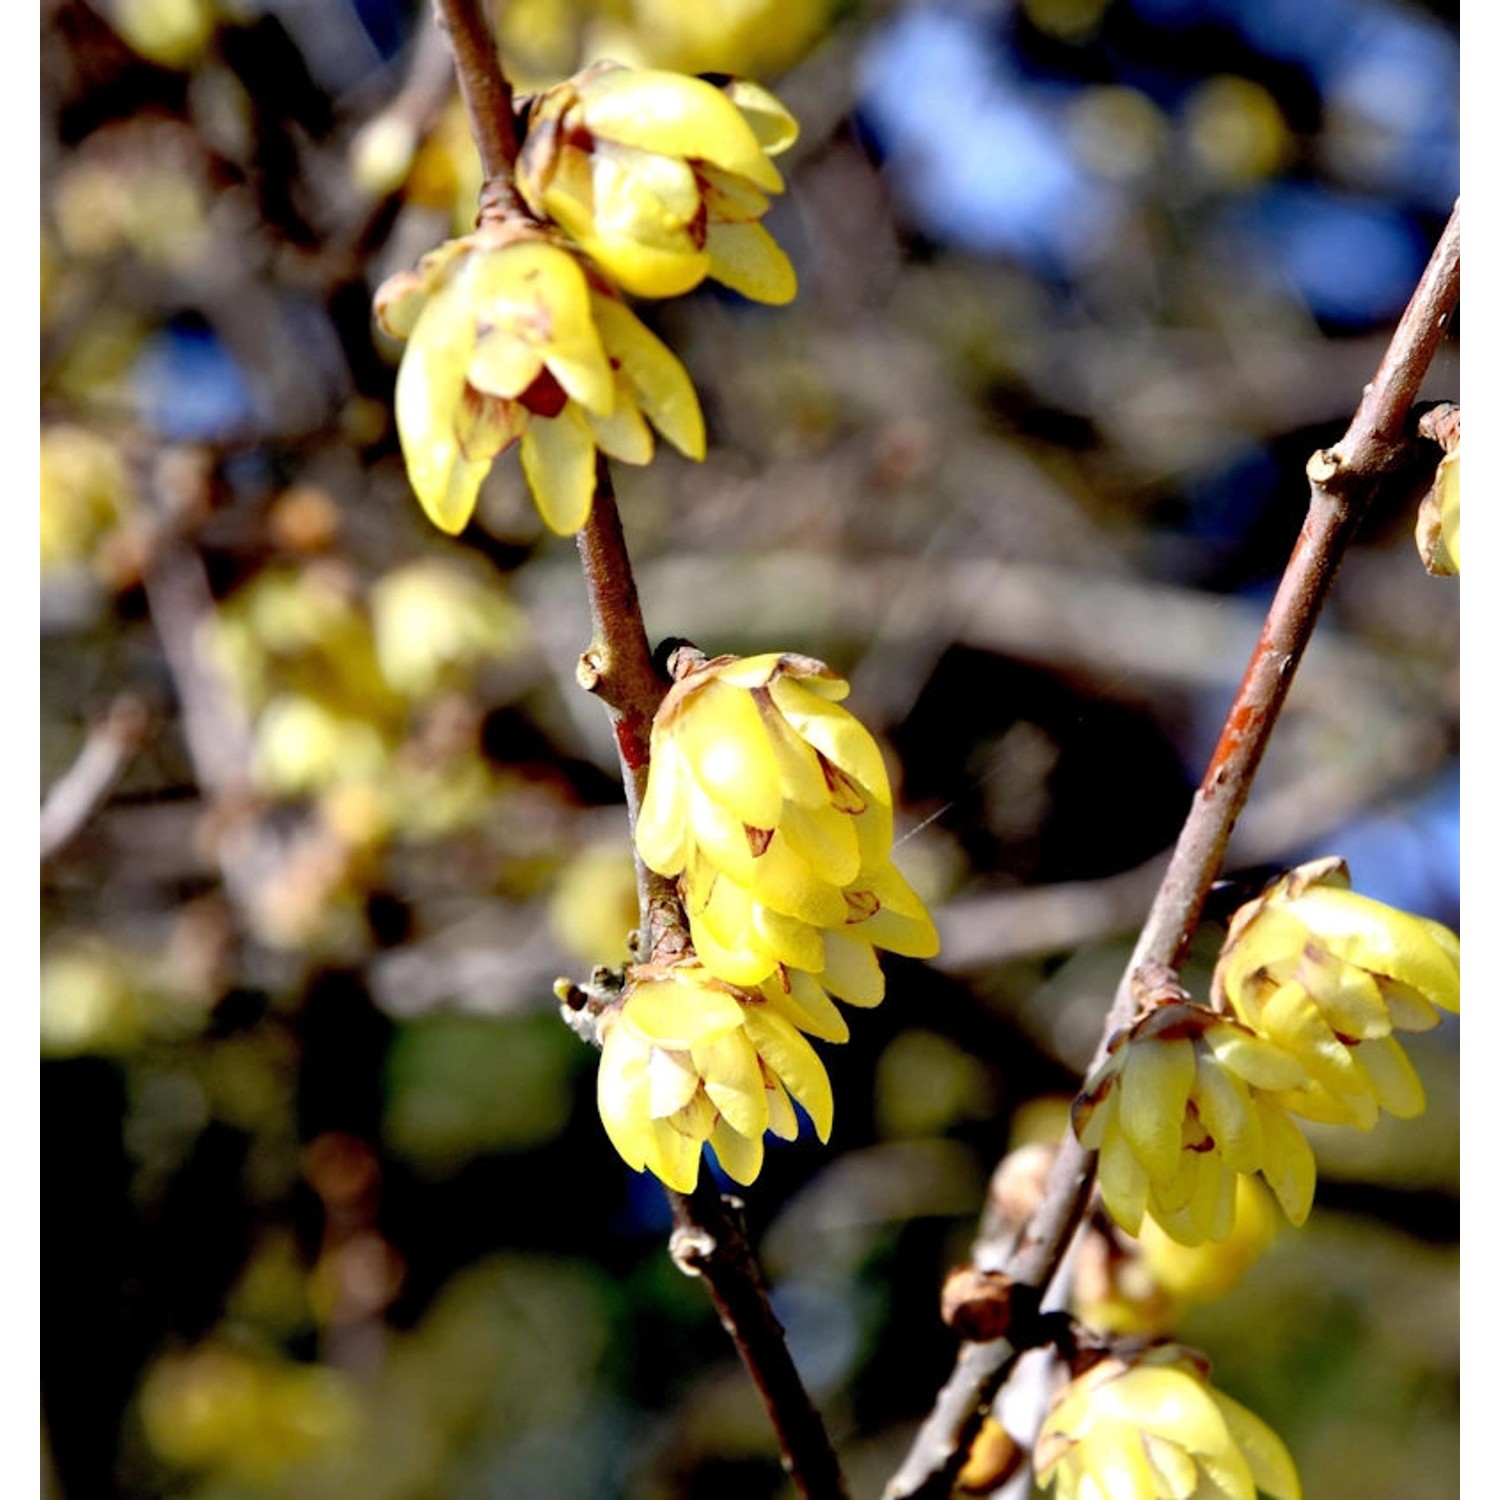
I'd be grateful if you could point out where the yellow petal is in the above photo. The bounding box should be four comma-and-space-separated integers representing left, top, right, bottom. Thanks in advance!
622, 975, 744, 1049
693, 1026, 770, 1139
1211, 1391, 1302, 1500
1357, 1035, 1426, 1119
647, 1046, 701, 1119
1289, 886, 1459, 1013
767, 677, 891, 803
1192, 1056, 1262, 1173
576, 68, 785, 191
706, 220, 798, 304
765, 1072, 799, 1139
590, 293, 706, 459
742, 1003, 833, 1142
644, 1115, 703, 1193
720, 78, 800, 156
1204, 1024, 1307, 1092
761, 969, 849, 1044
779, 799, 861, 887
679, 678, 782, 829
519, 406, 597, 535
692, 878, 779, 987
1119, 1038, 1195, 1182
685, 774, 761, 884
636, 728, 691, 875
750, 902, 825, 973
466, 242, 615, 415
586, 379, 656, 466
395, 283, 489, 534
597, 1023, 656, 1170
1258, 1107, 1315, 1225
699, 163, 772, 223
1076, 1418, 1159, 1500
709, 1117, 765, 1184
817, 930, 886, 1006
1095, 1111, 1149, 1237
744, 832, 847, 926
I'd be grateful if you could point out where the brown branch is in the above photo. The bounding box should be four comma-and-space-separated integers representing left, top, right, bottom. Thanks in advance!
431, 0, 518, 186
40, 695, 153, 863
883, 198, 1460, 1500
669, 1181, 851, 1500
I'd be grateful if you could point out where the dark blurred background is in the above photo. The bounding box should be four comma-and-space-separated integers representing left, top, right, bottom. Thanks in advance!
40, 1, 1458, 1496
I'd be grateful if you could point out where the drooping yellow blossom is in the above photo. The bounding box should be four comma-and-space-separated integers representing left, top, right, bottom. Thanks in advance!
1416, 445, 1460, 575
40, 424, 137, 573
1075, 1176, 1280, 1338
516, 63, 799, 302
1035, 1344, 1300, 1500
375, 227, 705, 536
1213, 859, 1459, 1129
635, 651, 939, 1013
1073, 1002, 1314, 1245
596, 961, 834, 1192
139, 1343, 360, 1484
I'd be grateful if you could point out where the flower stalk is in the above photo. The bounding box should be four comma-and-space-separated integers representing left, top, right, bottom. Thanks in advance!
430, 7, 847, 1494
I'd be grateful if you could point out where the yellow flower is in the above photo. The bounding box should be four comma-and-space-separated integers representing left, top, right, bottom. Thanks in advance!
1213, 859, 1459, 1129
40, 424, 137, 573
596, 961, 834, 1192
516, 62, 798, 302
1035, 1344, 1300, 1500
635, 651, 938, 1007
375, 227, 705, 536
1073, 1003, 1314, 1245
1415, 407, 1459, 577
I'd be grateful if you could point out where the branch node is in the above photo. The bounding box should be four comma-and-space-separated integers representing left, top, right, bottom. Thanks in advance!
1306, 448, 1340, 485
576, 648, 605, 693
670, 1224, 717, 1277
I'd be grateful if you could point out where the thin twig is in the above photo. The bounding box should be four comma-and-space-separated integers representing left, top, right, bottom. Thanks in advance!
883, 199, 1460, 1500
40, 695, 153, 863
669, 1181, 851, 1500
430, 0, 517, 182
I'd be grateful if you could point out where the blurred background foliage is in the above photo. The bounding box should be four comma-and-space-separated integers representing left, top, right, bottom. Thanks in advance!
40, 0, 1458, 1496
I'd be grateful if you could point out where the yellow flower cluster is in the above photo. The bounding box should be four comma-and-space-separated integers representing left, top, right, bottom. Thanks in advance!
1035, 1344, 1300, 1500
636, 651, 939, 1003
1077, 860, 1458, 1247
597, 651, 937, 1190
374, 64, 798, 537
596, 960, 833, 1192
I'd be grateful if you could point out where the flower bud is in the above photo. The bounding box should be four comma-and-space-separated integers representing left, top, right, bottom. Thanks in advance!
516, 63, 798, 302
